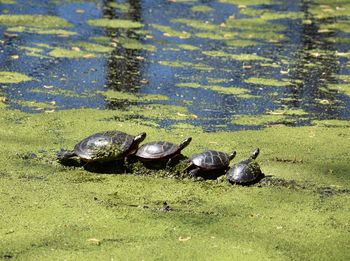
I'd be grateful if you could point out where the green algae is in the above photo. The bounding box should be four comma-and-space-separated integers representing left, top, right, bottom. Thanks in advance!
90, 36, 110, 44
239, 7, 266, 17
233, 114, 285, 126
245, 77, 292, 87
30, 86, 84, 98
108, 2, 130, 12
119, 37, 156, 52
309, 3, 350, 19
267, 108, 308, 116
87, 19, 143, 29
152, 24, 191, 39
7, 26, 76, 36
260, 11, 304, 20
225, 39, 258, 47
319, 20, 350, 33
0, 15, 71, 28
0, 71, 33, 84
159, 60, 214, 71
171, 18, 218, 31
312, 119, 350, 128
176, 82, 251, 96
203, 50, 270, 61
327, 83, 350, 97
48, 47, 97, 59
336, 75, 350, 82
195, 31, 238, 40
177, 44, 199, 51
239, 30, 285, 42
71, 41, 113, 53
225, 18, 285, 32
0, 0, 16, 3
18, 45, 50, 59
128, 104, 198, 121
0, 106, 349, 260
16, 100, 57, 110
240, 8, 304, 20
169, 0, 197, 3
98, 90, 169, 102
219, 0, 276, 4
191, 5, 214, 13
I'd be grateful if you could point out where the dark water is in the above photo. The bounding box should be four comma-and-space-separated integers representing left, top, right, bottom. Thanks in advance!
0, 0, 349, 131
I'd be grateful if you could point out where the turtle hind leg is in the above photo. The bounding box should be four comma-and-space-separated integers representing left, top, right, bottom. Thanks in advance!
57, 149, 76, 161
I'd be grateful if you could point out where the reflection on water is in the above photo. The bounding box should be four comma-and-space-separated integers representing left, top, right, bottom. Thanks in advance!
0, 0, 349, 131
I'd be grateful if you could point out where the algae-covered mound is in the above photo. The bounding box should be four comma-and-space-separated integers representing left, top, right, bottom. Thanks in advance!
0, 106, 349, 260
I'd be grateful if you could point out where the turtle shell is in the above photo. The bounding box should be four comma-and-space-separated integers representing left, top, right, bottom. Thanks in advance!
227, 159, 262, 184
136, 141, 180, 160
190, 150, 231, 170
74, 131, 135, 162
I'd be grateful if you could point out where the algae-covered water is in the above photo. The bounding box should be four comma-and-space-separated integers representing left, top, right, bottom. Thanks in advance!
0, 0, 350, 260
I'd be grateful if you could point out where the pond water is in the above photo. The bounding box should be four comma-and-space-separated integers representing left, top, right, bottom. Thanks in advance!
0, 0, 349, 131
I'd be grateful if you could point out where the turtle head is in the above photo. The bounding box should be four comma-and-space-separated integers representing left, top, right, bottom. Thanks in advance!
127, 132, 147, 156
179, 137, 192, 150
250, 148, 260, 160
134, 132, 147, 144
229, 150, 237, 161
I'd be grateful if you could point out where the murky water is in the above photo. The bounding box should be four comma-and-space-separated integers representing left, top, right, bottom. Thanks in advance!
0, 0, 349, 131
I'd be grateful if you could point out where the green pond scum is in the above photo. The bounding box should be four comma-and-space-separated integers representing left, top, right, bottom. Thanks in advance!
1, 0, 350, 259
0, 105, 349, 260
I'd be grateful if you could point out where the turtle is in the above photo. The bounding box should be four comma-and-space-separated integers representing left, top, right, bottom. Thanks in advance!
185, 150, 236, 178
57, 131, 146, 163
135, 137, 192, 166
226, 148, 263, 185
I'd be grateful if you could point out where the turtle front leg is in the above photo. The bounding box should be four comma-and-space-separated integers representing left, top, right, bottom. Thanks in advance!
188, 167, 201, 178
57, 149, 77, 161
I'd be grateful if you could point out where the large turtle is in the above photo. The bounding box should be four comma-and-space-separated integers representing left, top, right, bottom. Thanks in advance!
57, 131, 146, 163
135, 137, 192, 166
185, 150, 236, 178
227, 148, 263, 185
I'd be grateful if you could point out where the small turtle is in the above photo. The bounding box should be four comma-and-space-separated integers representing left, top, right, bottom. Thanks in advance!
135, 137, 192, 166
227, 148, 263, 185
185, 150, 236, 178
57, 131, 146, 163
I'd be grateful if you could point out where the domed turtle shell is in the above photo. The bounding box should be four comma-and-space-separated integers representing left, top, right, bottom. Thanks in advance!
58, 131, 146, 163
227, 148, 262, 185
190, 150, 236, 170
136, 137, 192, 161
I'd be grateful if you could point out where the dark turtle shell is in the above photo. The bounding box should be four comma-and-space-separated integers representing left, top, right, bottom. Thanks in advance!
74, 131, 145, 162
136, 137, 192, 161
190, 150, 236, 170
227, 148, 262, 184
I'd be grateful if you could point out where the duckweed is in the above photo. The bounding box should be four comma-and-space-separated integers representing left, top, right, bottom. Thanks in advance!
176, 82, 251, 96
0, 71, 33, 83
245, 77, 292, 87
87, 19, 143, 29
203, 50, 270, 61
7, 26, 76, 36
0, 15, 71, 27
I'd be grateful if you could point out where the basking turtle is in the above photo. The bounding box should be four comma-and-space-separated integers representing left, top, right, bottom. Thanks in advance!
185, 150, 236, 178
227, 148, 263, 185
135, 137, 192, 166
57, 131, 146, 163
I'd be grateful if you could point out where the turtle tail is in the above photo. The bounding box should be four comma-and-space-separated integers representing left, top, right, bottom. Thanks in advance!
57, 148, 77, 161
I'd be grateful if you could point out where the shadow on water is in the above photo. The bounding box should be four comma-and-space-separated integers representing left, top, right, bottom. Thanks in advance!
286, 0, 344, 119
0, 0, 349, 131
103, 0, 142, 94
